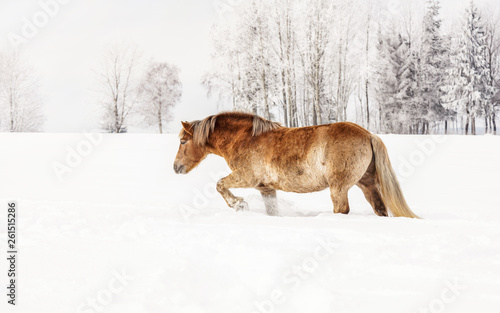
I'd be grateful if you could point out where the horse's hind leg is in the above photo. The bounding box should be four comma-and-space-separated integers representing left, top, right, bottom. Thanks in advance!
328, 160, 370, 215
256, 186, 279, 216
357, 159, 388, 217
328, 166, 365, 215
327, 134, 374, 215
357, 183, 387, 217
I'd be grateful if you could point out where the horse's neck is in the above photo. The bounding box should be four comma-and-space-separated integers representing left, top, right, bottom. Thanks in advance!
208, 126, 252, 159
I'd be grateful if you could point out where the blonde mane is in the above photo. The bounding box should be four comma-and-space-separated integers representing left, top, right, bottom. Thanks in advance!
179, 112, 282, 146
251, 115, 282, 136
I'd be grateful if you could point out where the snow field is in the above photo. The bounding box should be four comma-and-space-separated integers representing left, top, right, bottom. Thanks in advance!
0, 133, 499, 313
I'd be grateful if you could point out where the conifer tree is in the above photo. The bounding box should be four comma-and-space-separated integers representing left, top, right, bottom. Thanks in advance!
444, 1, 492, 135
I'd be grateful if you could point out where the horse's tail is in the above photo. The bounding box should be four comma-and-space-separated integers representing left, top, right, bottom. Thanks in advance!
371, 135, 420, 219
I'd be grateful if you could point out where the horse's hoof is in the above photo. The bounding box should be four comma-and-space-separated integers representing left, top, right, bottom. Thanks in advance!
266, 208, 280, 217
235, 201, 249, 212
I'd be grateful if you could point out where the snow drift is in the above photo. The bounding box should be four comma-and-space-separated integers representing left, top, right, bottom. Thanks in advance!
0, 133, 499, 313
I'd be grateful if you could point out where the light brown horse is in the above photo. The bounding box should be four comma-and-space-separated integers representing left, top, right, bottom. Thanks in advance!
174, 112, 419, 218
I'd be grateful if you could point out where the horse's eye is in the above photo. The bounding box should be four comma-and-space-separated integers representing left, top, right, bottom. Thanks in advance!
180, 140, 187, 145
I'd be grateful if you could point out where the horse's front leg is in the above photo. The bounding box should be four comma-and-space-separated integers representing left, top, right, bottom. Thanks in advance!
216, 172, 255, 212
256, 186, 279, 216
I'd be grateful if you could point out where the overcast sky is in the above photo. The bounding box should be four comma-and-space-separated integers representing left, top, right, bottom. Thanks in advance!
0, 0, 496, 133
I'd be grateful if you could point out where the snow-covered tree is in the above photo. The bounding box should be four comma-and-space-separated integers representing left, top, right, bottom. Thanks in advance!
375, 25, 412, 134
0, 52, 45, 132
375, 27, 398, 133
332, 0, 360, 123
397, 43, 422, 133
358, 0, 375, 130
272, 0, 299, 126
96, 44, 142, 133
202, 22, 244, 112
137, 62, 182, 134
420, 0, 449, 133
203, 0, 496, 135
484, 9, 500, 134
204, 0, 348, 127
303, 0, 335, 125
443, 1, 492, 135
204, 0, 280, 119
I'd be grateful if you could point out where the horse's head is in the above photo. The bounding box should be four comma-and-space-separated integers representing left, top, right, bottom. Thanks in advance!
173, 121, 210, 175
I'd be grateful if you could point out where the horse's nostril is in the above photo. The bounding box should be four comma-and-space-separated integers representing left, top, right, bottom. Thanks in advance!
174, 163, 186, 174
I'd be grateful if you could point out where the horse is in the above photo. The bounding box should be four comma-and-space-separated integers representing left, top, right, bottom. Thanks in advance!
173, 112, 419, 218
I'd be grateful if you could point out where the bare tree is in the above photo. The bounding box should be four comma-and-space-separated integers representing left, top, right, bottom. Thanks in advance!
0, 52, 45, 132
273, 0, 299, 126
138, 62, 182, 133
361, 0, 374, 130
96, 44, 142, 133
333, 0, 360, 123
202, 23, 242, 111
484, 8, 500, 134
304, 0, 334, 125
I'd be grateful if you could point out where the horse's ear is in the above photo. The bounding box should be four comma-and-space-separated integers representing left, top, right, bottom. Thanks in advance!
181, 121, 193, 135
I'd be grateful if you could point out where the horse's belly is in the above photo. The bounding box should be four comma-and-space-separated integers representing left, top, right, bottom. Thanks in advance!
265, 166, 329, 193
277, 181, 329, 193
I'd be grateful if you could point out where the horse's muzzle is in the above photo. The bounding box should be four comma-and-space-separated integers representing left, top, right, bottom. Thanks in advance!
173, 163, 187, 174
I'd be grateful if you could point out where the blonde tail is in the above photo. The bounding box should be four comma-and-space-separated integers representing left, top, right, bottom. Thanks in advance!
371, 135, 420, 219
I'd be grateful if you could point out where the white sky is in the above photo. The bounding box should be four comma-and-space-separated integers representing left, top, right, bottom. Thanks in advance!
0, 0, 496, 133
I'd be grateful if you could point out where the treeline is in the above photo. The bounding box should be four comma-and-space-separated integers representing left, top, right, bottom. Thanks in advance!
0, 45, 182, 133
203, 0, 500, 134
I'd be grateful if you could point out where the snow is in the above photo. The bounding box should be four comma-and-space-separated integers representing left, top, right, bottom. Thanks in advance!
0, 133, 499, 313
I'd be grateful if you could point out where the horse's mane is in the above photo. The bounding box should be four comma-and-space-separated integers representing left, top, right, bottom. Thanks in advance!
179, 112, 282, 146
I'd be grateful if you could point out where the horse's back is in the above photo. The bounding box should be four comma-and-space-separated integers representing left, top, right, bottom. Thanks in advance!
268, 122, 372, 154
256, 122, 373, 193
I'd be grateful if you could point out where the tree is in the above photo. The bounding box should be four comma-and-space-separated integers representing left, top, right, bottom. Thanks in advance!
397, 43, 422, 134
203, 2, 279, 119
138, 62, 182, 134
96, 44, 142, 133
306, 0, 336, 125
360, 0, 374, 130
0, 52, 45, 132
202, 22, 244, 112
333, 0, 360, 123
443, 1, 492, 135
375, 26, 402, 133
204, 0, 500, 135
204, 0, 339, 127
272, 0, 298, 126
420, 0, 448, 133
484, 9, 500, 134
